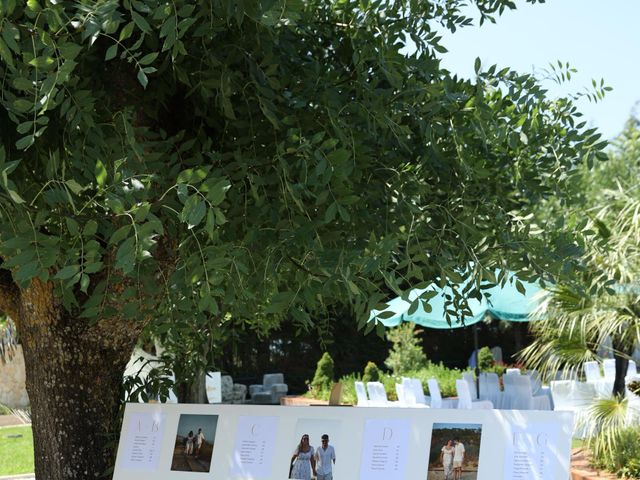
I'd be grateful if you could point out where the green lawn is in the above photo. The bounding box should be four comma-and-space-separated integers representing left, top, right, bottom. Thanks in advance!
0, 425, 34, 475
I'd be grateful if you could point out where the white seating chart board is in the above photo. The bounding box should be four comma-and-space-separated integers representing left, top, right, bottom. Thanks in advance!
114, 403, 572, 480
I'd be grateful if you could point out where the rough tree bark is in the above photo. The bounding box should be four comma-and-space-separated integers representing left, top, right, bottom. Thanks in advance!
0, 273, 142, 479
612, 335, 633, 398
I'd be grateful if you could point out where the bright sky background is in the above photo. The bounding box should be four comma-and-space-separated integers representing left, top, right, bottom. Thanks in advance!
439, 0, 640, 140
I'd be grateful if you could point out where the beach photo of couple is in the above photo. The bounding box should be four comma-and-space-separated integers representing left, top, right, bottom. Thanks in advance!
427, 423, 483, 480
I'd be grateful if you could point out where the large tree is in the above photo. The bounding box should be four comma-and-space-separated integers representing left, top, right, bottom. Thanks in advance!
0, 0, 605, 478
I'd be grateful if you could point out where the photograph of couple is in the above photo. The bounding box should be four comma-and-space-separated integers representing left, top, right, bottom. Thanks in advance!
427, 423, 483, 480
170, 414, 218, 473
288, 418, 341, 480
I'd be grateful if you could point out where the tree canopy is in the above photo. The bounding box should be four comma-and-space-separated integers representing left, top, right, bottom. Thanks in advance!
0, 0, 607, 478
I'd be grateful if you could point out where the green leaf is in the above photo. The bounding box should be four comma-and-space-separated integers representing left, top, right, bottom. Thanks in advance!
119, 22, 135, 41
58, 43, 83, 60
55, 265, 80, 280
115, 237, 136, 273
207, 179, 231, 206
138, 52, 158, 65
80, 274, 90, 293
95, 159, 107, 186
131, 11, 151, 33
83, 220, 98, 237
109, 225, 132, 245
65, 179, 84, 194
187, 200, 206, 229
66, 217, 80, 236
105, 44, 118, 61
0, 37, 14, 68
137, 69, 148, 89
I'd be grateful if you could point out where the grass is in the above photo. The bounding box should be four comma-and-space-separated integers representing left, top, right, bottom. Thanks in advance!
0, 425, 34, 475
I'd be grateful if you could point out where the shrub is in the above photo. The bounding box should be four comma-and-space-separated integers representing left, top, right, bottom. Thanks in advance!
384, 322, 427, 375
362, 361, 381, 383
477, 347, 495, 370
311, 352, 334, 392
408, 362, 468, 397
590, 425, 640, 478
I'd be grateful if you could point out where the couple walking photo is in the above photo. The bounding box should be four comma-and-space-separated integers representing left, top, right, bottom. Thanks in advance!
289, 433, 336, 480
439, 438, 465, 480
427, 423, 483, 480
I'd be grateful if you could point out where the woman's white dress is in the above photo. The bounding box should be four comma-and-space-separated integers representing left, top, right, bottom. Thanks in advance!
291, 446, 315, 480
442, 445, 454, 480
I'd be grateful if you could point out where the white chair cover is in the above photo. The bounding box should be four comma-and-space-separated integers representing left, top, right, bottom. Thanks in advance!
462, 372, 478, 399
583, 361, 602, 383
354, 381, 369, 407
506, 368, 521, 375
528, 370, 542, 396
627, 360, 638, 380
550, 380, 596, 437
479, 372, 503, 409
366, 382, 388, 406
456, 379, 493, 409
410, 378, 429, 406
503, 375, 551, 410
427, 378, 456, 408
603, 359, 616, 380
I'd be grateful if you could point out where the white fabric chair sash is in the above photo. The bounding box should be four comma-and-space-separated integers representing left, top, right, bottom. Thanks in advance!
479, 372, 503, 409
583, 361, 602, 383
427, 378, 457, 408
366, 381, 388, 406
354, 381, 369, 407
603, 359, 616, 380
503, 375, 551, 410
456, 379, 493, 409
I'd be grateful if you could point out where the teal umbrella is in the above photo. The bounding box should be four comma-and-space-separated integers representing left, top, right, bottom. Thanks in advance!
369, 270, 545, 398
369, 270, 544, 327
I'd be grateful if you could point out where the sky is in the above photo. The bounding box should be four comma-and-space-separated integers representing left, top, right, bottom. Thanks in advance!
438, 0, 640, 140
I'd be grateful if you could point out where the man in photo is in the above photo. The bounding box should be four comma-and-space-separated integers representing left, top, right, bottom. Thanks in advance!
314, 434, 336, 480
453, 437, 465, 480
195, 428, 205, 458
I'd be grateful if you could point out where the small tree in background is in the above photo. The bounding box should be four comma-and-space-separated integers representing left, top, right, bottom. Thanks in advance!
362, 361, 381, 383
384, 322, 428, 375
477, 347, 495, 371
311, 352, 335, 392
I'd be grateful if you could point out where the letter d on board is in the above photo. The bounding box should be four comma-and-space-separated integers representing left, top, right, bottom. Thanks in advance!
382, 427, 393, 441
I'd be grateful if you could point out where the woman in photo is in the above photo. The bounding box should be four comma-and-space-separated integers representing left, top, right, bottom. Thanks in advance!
185, 431, 194, 456
289, 434, 316, 479
440, 439, 455, 480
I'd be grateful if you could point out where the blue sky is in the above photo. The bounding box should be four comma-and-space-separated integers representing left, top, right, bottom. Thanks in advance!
439, 0, 640, 140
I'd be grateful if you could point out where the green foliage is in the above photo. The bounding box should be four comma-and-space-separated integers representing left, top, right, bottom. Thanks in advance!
0, 0, 608, 333
407, 363, 469, 398
477, 346, 495, 370
590, 422, 640, 478
311, 352, 335, 393
522, 117, 640, 395
0, 0, 612, 475
362, 361, 381, 383
384, 323, 427, 375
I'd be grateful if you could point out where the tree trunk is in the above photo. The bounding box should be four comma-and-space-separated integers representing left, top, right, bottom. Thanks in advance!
177, 369, 207, 404
612, 335, 633, 398
16, 279, 142, 479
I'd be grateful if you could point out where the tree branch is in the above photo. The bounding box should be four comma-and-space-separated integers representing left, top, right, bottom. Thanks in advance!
0, 267, 21, 320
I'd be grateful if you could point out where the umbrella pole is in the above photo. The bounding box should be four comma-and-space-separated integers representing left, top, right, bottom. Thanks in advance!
474, 323, 480, 399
